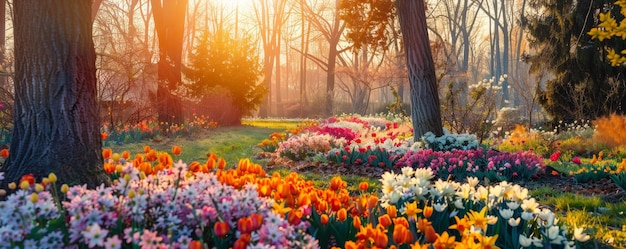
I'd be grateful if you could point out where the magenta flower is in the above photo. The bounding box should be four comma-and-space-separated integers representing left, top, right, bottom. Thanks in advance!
572, 156, 581, 165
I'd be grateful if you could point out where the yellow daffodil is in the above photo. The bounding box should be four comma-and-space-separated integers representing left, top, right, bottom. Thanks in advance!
403, 201, 422, 220
466, 207, 489, 232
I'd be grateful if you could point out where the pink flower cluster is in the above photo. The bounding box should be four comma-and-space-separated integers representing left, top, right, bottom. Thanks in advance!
396, 148, 546, 181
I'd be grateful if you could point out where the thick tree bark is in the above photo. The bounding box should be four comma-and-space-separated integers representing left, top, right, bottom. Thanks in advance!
151, 0, 187, 128
1, 1, 109, 189
396, 0, 444, 139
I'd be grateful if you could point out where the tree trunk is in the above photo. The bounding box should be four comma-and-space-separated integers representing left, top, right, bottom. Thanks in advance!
396, 0, 444, 139
2, 1, 109, 189
151, 0, 187, 129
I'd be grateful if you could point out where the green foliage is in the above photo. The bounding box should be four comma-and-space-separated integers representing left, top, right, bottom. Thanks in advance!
441, 80, 498, 141
385, 86, 408, 116
184, 30, 266, 116
525, 0, 626, 121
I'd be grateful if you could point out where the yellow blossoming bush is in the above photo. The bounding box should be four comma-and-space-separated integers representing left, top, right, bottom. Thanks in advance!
588, 0, 626, 66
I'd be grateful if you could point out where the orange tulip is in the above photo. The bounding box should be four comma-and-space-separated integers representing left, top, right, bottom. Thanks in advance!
0, 148, 8, 158
358, 181, 369, 191
298, 193, 311, 207
213, 221, 230, 238
237, 217, 253, 234
387, 205, 397, 218
403, 228, 414, 244
330, 198, 342, 212
101, 132, 108, 141
368, 195, 379, 209
287, 210, 302, 225
143, 145, 151, 153
337, 208, 348, 221
233, 238, 248, 249
217, 158, 226, 170
172, 146, 182, 155
393, 225, 408, 244
321, 214, 330, 225
425, 225, 437, 243
102, 148, 112, 159
393, 217, 409, 229
146, 149, 157, 162
207, 157, 216, 171
188, 241, 203, 249
345, 241, 359, 249
188, 161, 201, 172
103, 162, 116, 174
353, 216, 362, 229
374, 230, 389, 248
250, 213, 264, 231
378, 214, 392, 227
330, 176, 346, 191
423, 205, 433, 218
121, 151, 130, 159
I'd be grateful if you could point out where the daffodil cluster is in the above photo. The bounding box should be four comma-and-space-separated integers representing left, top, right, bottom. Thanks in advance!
376, 166, 591, 248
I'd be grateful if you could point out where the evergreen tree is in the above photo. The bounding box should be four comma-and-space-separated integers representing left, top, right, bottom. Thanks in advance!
184, 30, 266, 117
525, 0, 626, 121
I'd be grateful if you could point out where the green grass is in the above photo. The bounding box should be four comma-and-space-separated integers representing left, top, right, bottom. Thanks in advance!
241, 118, 304, 130
107, 125, 283, 168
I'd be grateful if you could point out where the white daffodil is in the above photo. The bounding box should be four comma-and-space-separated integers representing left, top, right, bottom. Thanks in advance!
489, 185, 504, 200
519, 234, 532, 247
506, 201, 520, 210
454, 198, 465, 209
474, 186, 489, 202
434, 202, 448, 212
388, 190, 402, 204
538, 209, 555, 227
466, 176, 479, 187
546, 225, 560, 240
574, 227, 591, 242
434, 179, 457, 197
532, 237, 544, 247
400, 167, 415, 177
499, 208, 514, 220
521, 211, 535, 221
508, 217, 521, 227
456, 184, 473, 199
414, 167, 434, 182
522, 198, 539, 213
514, 186, 529, 201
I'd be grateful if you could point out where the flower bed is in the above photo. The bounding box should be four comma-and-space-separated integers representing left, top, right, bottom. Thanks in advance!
0, 146, 589, 248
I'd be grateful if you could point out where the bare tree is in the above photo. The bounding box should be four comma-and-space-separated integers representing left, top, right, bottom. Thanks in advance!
93, 0, 156, 127
253, 0, 290, 117
297, 0, 346, 117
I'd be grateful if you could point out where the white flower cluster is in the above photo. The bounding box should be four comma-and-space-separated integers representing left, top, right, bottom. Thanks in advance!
325, 120, 366, 132
378, 166, 590, 248
421, 131, 479, 151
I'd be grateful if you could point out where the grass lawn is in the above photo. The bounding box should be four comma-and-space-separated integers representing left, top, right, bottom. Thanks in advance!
107, 125, 283, 168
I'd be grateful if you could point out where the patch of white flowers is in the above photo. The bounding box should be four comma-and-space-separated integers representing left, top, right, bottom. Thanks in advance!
421, 130, 479, 151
